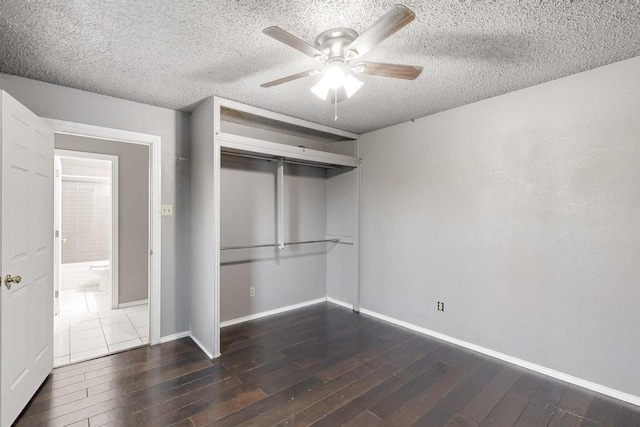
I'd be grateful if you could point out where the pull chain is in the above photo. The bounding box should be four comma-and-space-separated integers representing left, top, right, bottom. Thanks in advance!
334, 89, 338, 121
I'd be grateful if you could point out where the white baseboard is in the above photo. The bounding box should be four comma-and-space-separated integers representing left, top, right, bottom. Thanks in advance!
219, 297, 327, 328
160, 331, 190, 344
160, 331, 217, 359
189, 333, 217, 359
355, 306, 640, 407
326, 297, 353, 310
118, 299, 148, 308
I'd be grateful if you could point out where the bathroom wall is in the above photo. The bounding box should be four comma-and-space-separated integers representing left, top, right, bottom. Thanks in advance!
60, 157, 111, 264
56, 133, 149, 305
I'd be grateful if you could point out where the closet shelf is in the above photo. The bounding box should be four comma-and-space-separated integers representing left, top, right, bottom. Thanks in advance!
222, 151, 343, 170
221, 238, 340, 251
217, 133, 360, 168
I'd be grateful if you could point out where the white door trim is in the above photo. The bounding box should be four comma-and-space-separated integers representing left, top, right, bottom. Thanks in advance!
55, 149, 119, 309
44, 119, 162, 345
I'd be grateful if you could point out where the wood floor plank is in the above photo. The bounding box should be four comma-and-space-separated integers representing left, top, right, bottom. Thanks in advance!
383, 391, 441, 426
276, 364, 406, 426
86, 364, 233, 425
86, 356, 215, 397
394, 342, 451, 382
585, 395, 620, 427
126, 376, 245, 426
314, 329, 414, 382
618, 402, 640, 426
478, 373, 542, 426
513, 379, 567, 427
310, 374, 406, 426
20, 388, 88, 418
343, 410, 383, 426
460, 365, 523, 423
547, 409, 586, 427
478, 388, 530, 426
370, 360, 450, 419
238, 364, 373, 427
447, 414, 480, 427
365, 336, 438, 370
425, 355, 487, 399
15, 303, 640, 427
557, 386, 597, 417
413, 360, 504, 426
212, 376, 325, 426
189, 388, 268, 426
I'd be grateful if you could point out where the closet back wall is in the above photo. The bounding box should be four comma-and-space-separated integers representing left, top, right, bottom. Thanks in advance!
220, 156, 327, 322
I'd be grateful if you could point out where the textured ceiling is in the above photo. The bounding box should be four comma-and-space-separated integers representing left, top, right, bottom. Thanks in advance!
1, 1, 639, 134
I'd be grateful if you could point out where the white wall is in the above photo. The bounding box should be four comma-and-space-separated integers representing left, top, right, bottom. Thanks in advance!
189, 97, 215, 355
361, 56, 640, 397
0, 74, 190, 337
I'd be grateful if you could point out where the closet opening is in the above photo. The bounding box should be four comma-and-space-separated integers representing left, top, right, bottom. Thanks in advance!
190, 97, 361, 359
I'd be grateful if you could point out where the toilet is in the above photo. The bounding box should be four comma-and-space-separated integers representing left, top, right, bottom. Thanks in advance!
89, 261, 110, 292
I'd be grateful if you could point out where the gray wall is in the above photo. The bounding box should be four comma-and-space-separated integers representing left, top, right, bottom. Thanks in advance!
56, 134, 149, 304
0, 74, 190, 337
360, 56, 640, 396
220, 156, 327, 321
326, 167, 359, 304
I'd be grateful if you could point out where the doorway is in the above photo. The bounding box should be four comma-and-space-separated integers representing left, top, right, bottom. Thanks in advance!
45, 119, 162, 355
52, 137, 152, 366
54, 151, 118, 317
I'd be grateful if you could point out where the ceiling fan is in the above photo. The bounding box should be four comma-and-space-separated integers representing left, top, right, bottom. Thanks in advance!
261, 4, 423, 103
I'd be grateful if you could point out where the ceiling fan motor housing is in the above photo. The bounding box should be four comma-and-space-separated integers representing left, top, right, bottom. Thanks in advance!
315, 28, 359, 60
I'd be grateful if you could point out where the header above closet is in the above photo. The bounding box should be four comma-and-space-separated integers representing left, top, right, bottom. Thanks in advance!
214, 98, 360, 169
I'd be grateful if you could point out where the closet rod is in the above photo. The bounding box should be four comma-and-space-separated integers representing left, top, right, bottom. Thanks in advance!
221, 151, 342, 170
221, 238, 340, 251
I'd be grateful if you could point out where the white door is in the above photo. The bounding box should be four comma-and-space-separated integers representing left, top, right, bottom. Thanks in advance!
0, 91, 54, 426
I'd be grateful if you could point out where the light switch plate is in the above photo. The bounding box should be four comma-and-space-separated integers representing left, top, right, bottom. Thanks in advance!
161, 205, 173, 216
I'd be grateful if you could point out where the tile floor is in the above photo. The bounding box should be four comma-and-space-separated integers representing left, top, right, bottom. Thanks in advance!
54, 288, 149, 367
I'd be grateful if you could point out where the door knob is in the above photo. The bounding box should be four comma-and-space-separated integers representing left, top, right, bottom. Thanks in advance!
4, 274, 22, 290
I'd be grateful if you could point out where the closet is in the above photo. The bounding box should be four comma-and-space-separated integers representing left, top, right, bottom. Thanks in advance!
190, 97, 361, 358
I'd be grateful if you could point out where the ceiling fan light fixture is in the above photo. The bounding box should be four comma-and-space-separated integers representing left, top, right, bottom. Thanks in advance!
324, 64, 347, 89
343, 74, 363, 98
311, 64, 348, 100
310, 79, 330, 100
311, 64, 363, 100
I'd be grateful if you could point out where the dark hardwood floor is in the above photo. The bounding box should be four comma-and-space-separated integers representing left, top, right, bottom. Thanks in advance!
16, 302, 640, 426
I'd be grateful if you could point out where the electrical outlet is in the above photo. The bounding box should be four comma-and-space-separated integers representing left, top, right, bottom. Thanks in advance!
437, 301, 445, 312
161, 205, 173, 216
249, 287, 255, 297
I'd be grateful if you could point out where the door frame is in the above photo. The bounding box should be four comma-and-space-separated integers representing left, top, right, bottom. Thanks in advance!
54, 149, 120, 309
45, 119, 162, 345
